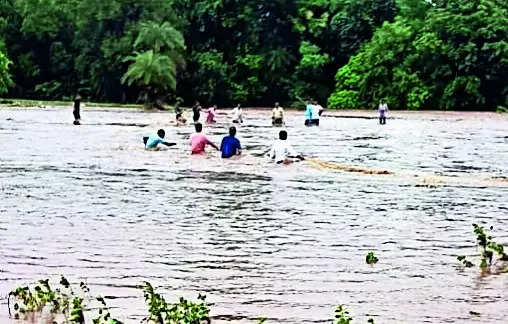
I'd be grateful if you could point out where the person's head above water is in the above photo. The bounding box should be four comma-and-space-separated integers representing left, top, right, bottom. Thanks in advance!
275, 102, 279, 107
157, 129, 165, 138
229, 126, 236, 137
279, 130, 288, 141
195, 123, 203, 133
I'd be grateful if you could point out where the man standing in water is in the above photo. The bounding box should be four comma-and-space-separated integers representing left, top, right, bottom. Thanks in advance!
220, 126, 242, 158
192, 101, 202, 123
305, 100, 322, 126
190, 123, 219, 154
231, 104, 243, 124
268, 130, 304, 164
174, 100, 186, 125
378, 101, 389, 125
272, 102, 284, 126
73, 94, 82, 125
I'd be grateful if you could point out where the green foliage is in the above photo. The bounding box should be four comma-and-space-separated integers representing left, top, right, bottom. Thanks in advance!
328, 0, 508, 110
1, 0, 504, 108
142, 282, 210, 324
458, 224, 508, 271
334, 305, 352, 324
366, 252, 379, 265
0, 50, 13, 94
457, 255, 475, 268
8, 277, 123, 324
122, 51, 178, 92
472, 224, 508, 268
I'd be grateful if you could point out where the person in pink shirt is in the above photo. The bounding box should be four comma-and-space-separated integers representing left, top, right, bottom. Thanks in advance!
190, 123, 219, 154
206, 105, 217, 124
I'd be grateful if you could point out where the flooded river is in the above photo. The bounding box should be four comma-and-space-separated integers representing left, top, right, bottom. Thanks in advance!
0, 107, 507, 323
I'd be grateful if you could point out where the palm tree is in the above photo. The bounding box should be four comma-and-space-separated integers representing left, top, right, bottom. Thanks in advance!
121, 50, 178, 107
134, 21, 185, 55
121, 21, 186, 107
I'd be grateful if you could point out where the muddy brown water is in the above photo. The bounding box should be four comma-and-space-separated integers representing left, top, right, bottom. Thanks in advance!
0, 107, 507, 323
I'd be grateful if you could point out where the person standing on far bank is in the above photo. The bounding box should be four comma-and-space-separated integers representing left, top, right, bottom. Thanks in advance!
378, 101, 389, 125
73, 94, 82, 125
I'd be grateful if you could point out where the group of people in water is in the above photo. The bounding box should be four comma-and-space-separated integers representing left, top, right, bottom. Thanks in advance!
144, 121, 303, 164
71, 96, 389, 163
143, 101, 315, 164
174, 100, 327, 128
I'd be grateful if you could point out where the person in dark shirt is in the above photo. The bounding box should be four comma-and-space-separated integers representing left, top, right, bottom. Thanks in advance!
192, 101, 202, 123
220, 126, 242, 158
73, 94, 82, 125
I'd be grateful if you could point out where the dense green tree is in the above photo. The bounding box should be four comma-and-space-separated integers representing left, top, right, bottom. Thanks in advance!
0, 0, 505, 110
328, 0, 508, 110
0, 50, 13, 94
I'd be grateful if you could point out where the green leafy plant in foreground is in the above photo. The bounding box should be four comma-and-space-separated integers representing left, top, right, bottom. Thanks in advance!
366, 252, 379, 265
334, 305, 352, 324
8, 276, 123, 324
458, 224, 508, 272
142, 282, 210, 324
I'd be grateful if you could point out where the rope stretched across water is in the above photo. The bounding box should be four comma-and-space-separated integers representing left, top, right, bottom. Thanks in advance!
304, 158, 508, 188
305, 158, 393, 175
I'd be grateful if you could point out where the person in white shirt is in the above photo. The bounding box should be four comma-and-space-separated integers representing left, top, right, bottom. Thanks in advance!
231, 104, 243, 124
268, 130, 305, 164
378, 101, 389, 125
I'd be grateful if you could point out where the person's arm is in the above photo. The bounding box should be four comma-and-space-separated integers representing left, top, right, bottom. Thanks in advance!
236, 141, 242, 155
287, 143, 304, 160
162, 142, 176, 147
268, 144, 275, 159
220, 138, 225, 152
207, 138, 220, 151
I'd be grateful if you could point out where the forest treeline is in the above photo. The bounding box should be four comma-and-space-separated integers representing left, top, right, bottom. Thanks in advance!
0, 0, 506, 110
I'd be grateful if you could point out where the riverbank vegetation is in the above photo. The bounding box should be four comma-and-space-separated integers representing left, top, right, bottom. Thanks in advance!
8, 279, 376, 323
0, 1, 506, 109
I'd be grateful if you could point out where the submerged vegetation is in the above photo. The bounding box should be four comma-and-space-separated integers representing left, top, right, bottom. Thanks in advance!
365, 252, 379, 265
0, 0, 506, 109
457, 223, 508, 272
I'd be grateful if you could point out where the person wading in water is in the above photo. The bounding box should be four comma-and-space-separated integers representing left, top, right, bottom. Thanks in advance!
73, 94, 82, 125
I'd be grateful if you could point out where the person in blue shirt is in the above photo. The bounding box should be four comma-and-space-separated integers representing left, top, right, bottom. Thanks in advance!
143, 129, 176, 150
220, 126, 242, 158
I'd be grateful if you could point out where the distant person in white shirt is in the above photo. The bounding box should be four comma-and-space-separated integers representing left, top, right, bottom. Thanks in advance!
268, 130, 305, 164
231, 104, 243, 124
378, 101, 389, 125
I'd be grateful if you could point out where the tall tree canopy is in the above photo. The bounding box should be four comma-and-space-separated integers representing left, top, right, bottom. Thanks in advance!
0, 0, 505, 110
328, 0, 508, 109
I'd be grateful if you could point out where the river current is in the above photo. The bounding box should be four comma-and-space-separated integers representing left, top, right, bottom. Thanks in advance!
0, 107, 507, 323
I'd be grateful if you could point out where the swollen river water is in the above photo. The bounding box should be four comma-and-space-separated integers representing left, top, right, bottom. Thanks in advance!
0, 107, 507, 323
